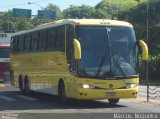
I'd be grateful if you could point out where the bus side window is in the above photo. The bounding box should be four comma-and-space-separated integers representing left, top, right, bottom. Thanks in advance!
56, 26, 65, 52
16, 37, 20, 52
24, 34, 31, 52
66, 24, 76, 72
12, 37, 16, 52
30, 34, 32, 51
31, 32, 38, 52
47, 28, 56, 50
39, 30, 47, 51
19, 35, 24, 52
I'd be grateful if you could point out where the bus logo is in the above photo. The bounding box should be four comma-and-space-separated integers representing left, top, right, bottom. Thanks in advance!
109, 84, 113, 88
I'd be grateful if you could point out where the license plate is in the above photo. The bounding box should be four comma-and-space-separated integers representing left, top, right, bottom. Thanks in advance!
106, 92, 116, 96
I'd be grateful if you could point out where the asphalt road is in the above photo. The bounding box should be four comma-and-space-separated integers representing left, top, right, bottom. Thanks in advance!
0, 83, 159, 119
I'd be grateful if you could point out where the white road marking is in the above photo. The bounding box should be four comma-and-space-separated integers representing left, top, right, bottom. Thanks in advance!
16, 95, 38, 101
0, 96, 16, 101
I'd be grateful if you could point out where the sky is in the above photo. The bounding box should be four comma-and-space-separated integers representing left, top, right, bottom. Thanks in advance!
0, 0, 101, 15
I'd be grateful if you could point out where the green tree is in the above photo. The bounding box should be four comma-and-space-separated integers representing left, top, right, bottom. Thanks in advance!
63, 5, 110, 19
119, 0, 160, 54
63, 5, 92, 19
94, 9, 111, 19
96, 0, 145, 19
16, 22, 34, 31
45, 3, 63, 20
0, 10, 16, 32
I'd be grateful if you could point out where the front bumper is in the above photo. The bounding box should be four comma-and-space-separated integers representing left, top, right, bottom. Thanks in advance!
77, 87, 138, 100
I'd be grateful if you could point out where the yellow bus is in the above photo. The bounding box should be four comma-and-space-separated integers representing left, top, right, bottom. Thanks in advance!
10, 19, 148, 103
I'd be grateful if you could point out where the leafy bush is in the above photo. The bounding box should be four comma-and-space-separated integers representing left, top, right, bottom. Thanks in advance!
140, 54, 160, 84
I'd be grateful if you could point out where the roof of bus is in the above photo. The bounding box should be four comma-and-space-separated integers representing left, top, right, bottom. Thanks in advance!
12, 19, 133, 36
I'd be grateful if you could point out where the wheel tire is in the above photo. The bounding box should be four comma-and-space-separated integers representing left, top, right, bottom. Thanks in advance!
108, 99, 119, 104
19, 76, 25, 94
59, 82, 67, 103
24, 77, 30, 95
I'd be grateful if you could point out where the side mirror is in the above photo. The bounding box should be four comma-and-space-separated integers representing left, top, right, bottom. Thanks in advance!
139, 40, 148, 61
73, 39, 81, 60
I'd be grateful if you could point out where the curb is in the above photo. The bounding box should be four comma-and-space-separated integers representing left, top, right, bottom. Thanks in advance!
130, 95, 160, 107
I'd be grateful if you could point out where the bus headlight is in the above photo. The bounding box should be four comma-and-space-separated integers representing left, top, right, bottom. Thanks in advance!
79, 84, 96, 89
125, 83, 138, 88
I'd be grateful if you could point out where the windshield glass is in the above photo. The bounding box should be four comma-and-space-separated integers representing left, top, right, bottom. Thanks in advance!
76, 26, 138, 79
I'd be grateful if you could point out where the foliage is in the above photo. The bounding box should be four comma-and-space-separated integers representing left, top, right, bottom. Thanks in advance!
140, 54, 160, 82
16, 22, 34, 31
44, 3, 63, 20
63, 5, 110, 19
94, 8, 111, 19
0, 11, 15, 32
119, 0, 160, 54
0, 3, 62, 31
96, 0, 145, 19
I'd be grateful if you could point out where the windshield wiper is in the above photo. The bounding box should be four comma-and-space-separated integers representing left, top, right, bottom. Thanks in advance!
105, 26, 127, 78
95, 52, 106, 77
96, 27, 127, 78
96, 27, 112, 77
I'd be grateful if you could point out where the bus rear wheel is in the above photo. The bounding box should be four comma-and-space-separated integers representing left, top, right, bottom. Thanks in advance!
108, 99, 119, 104
18, 76, 25, 94
58, 81, 67, 103
24, 77, 30, 94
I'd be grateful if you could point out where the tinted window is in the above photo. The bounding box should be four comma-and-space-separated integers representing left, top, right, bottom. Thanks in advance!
56, 26, 65, 51
12, 37, 17, 52
39, 30, 47, 51
76, 26, 138, 78
66, 24, 75, 72
16, 37, 19, 52
19, 35, 24, 52
31, 32, 38, 51
47, 28, 56, 50
38, 26, 65, 51
24, 34, 31, 52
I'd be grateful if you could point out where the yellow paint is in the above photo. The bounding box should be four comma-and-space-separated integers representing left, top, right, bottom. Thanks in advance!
11, 50, 139, 100
73, 39, 81, 60
139, 40, 148, 61
76, 78, 139, 99
11, 19, 140, 100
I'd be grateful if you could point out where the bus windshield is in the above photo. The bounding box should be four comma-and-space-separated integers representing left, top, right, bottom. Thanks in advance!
76, 26, 138, 79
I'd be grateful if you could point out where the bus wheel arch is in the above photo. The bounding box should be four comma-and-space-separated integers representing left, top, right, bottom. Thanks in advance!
58, 79, 67, 103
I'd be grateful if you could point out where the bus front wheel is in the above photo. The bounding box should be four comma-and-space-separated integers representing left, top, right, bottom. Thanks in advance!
108, 99, 119, 104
